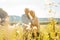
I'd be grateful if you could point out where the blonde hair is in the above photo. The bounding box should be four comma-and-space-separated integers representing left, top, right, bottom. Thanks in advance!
30, 10, 35, 18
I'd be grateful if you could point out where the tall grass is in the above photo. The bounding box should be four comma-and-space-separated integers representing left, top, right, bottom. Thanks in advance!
0, 23, 60, 40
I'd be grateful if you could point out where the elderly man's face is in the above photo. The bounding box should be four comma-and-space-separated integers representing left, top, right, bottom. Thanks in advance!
25, 8, 29, 14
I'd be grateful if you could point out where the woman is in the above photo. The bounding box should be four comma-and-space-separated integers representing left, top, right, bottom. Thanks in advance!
29, 10, 40, 31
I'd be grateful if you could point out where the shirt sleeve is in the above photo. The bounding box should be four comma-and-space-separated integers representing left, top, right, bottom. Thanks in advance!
21, 14, 31, 24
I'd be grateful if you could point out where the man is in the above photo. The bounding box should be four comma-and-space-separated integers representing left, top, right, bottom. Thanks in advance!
21, 8, 32, 40
21, 8, 31, 24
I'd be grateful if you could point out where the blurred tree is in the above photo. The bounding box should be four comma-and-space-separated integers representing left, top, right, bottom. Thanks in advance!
0, 8, 8, 24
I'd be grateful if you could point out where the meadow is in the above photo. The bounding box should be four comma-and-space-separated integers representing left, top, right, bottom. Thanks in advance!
0, 22, 60, 40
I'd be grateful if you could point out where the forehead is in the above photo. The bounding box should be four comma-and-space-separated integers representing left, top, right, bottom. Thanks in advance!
25, 8, 29, 11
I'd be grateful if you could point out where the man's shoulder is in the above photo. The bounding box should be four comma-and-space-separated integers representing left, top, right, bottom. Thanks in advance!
21, 14, 27, 17
22, 14, 25, 16
21, 14, 28, 19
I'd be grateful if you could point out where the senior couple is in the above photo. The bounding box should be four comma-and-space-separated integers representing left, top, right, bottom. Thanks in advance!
21, 8, 40, 31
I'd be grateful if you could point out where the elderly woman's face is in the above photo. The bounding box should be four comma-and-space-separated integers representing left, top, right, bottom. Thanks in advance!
30, 11, 35, 18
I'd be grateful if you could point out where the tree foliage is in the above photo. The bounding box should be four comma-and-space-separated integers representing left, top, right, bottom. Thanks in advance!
0, 8, 8, 23
0, 8, 8, 19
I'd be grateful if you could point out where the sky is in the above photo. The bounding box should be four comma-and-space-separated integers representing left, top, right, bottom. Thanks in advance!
0, 0, 60, 18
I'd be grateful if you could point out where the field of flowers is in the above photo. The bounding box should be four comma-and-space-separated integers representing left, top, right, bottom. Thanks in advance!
0, 23, 60, 40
